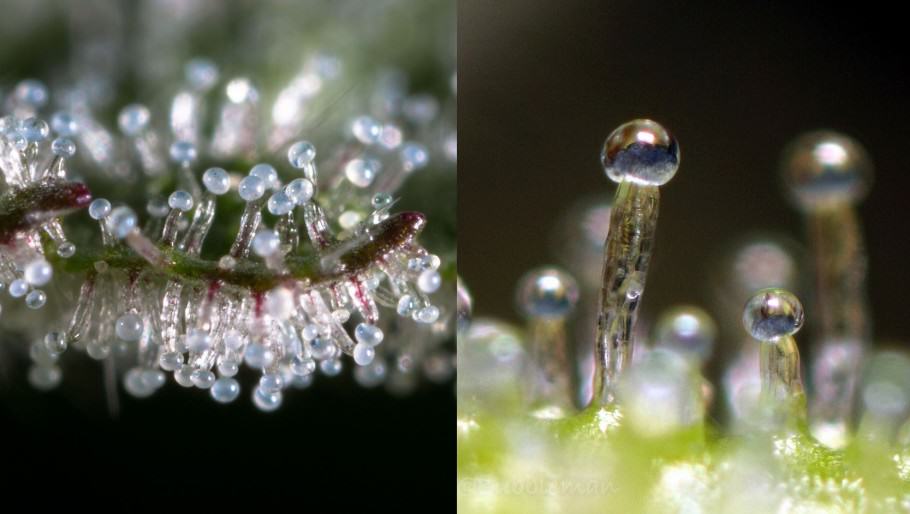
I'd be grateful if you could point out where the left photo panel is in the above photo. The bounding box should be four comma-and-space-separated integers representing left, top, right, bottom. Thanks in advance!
0, 0, 455, 502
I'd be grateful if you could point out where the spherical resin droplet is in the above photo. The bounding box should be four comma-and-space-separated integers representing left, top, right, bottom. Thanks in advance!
210, 377, 240, 403
742, 288, 804, 342
654, 305, 717, 363
353, 343, 376, 366
250, 163, 279, 190
14, 79, 49, 108
142, 369, 166, 390
159, 351, 184, 371
259, 373, 284, 393
86, 341, 110, 360
301, 324, 319, 341
238, 175, 265, 201
168, 190, 194, 211
307, 338, 336, 361
253, 386, 283, 412
115, 313, 144, 341
287, 140, 316, 168
8, 279, 28, 298
372, 192, 393, 210
414, 305, 440, 324
51, 137, 76, 158
397, 295, 417, 317
51, 111, 78, 137
244, 343, 274, 369
191, 369, 216, 389
19, 117, 50, 143
380, 126, 403, 150
226, 78, 258, 103
290, 355, 316, 376
89, 198, 112, 220
351, 115, 381, 144
285, 178, 314, 205
320, 358, 343, 376
169, 140, 197, 164
185, 58, 219, 91
355, 323, 384, 346
338, 211, 362, 230
25, 290, 46, 309
44, 331, 67, 355
24, 259, 52, 286
28, 365, 62, 391
186, 329, 212, 352
417, 270, 442, 293
424, 254, 441, 269
106, 206, 138, 239
400, 142, 429, 172
252, 229, 280, 257
218, 255, 237, 270
56, 241, 76, 258
174, 365, 194, 387
202, 167, 230, 195
601, 119, 680, 186
515, 266, 580, 319
781, 130, 872, 210
267, 191, 294, 215
124, 367, 155, 398
217, 358, 240, 377
345, 158, 380, 187
118, 104, 150, 136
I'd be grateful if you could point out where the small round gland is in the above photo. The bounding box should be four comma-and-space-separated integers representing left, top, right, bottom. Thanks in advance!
781, 130, 872, 210
118, 104, 150, 137
742, 288, 804, 342
654, 305, 717, 362
106, 206, 138, 239
516, 267, 579, 320
601, 119, 680, 186
168, 190, 194, 212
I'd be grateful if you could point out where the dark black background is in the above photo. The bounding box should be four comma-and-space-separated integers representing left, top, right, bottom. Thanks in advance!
460, 0, 910, 354
0, 353, 451, 504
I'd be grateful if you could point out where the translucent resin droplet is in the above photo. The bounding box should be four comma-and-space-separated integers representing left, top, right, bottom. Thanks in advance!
742, 288, 804, 342
781, 130, 872, 210
516, 267, 579, 319
600, 119, 679, 186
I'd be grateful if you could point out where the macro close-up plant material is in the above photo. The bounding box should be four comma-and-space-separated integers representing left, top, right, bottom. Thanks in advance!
0, 0, 455, 500
458, 2, 910, 512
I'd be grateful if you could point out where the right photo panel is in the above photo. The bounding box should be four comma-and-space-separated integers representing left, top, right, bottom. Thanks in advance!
458, 1, 910, 512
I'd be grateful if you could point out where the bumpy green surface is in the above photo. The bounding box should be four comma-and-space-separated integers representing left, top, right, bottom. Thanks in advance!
458, 404, 910, 514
